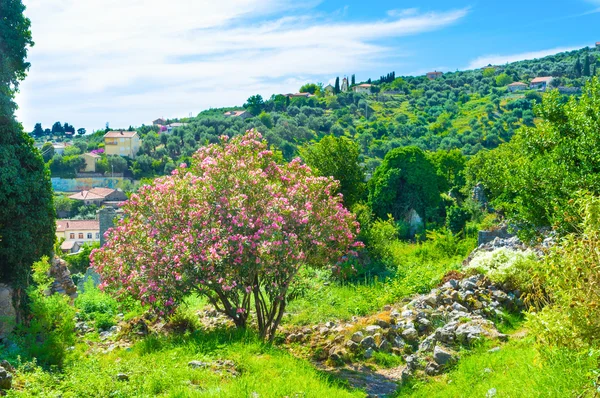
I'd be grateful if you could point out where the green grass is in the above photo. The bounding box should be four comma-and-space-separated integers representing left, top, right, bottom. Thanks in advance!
396, 338, 597, 397
7, 329, 363, 398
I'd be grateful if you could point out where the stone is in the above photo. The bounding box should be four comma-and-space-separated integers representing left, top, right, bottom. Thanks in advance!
425, 362, 440, 376
0, 362, 13, 373
418, 334, 436, 352
376, 319, 390, 329
325, 321, 335, 329
433, 345, 455, 366
383, 305, 392, 311
488, 347, 501, 353
360, 336, 376, 349
188, 360, 210, 369
329, 347, 345, 362
392, 336, 405, 348
400, 367, 412, 383
443, 279, 459, 289
390, 311, 401, 319
405, 355, 419, 371
345, 340, 359, 350
401, 310, 414, 318
319, 327, 330, 335
378, 339, 390, 352
452, 302, 468, 312
0, 366, 12, 390
402, 328, 418, 341
486, 388, 497, 397
116, 373, 129, 381
365, 325, 382, 334
351, 331, 364, 343
0, 284, 16, 339
364, 348, 374, 359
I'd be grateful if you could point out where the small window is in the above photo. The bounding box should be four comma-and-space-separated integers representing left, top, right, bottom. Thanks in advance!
87, 233, 92, 239
95, 233, 100, 239
78, 233, 84, 239
70, 233, 75, 239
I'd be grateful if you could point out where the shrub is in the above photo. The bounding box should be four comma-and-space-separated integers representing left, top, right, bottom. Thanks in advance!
15, 257, 76, 367
464, 247, 537, 289
92, 131, 360, 341
75, 279, 118, 329
527, 195, 600, 349
445, 205, 470, 235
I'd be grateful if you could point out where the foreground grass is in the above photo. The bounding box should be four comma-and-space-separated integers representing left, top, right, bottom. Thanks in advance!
396, 337, 597, 398
7, 329, 363, 398
286, 239, 470, 325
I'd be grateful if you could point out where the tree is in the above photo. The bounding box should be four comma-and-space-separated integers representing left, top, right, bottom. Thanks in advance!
351, 74, 356, 86
244, 95, 264, 116
32, 123, 44, 137
41, 142, 54, 162
51, 121, 64, 135
0, 0, 56, 290
495, 73, 512, 87
427, 149, 467, 194
92, 131, 359, 342
299, 83, 318, 95
583, 54, 591, 77
300, 135, 365, 209
44, 128, 51, 136
77, 128, 86, 135
368, 146, 440, 224
334, 77, 340, 94
574, 57, 582, 78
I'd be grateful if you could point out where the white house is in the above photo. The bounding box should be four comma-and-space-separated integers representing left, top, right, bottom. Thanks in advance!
507, 82, 528, 92
56, 219, 100, 253
530, 77, 554, 91
352, 84, 373, 94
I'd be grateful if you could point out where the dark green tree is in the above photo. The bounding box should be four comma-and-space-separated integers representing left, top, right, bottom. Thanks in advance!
334, 77, 340, 94
574, 57, 582, 77
40, 142, 54, 162
51, 121, 64, 135
368, 146, 440, 224
32, 122, 44, 137
299, 135, 365, 209
244, 95, 264, 116
0, 0, 56, 289
583, 54, 591, 77
77, 127, 86, 135
351, 74, 356, 86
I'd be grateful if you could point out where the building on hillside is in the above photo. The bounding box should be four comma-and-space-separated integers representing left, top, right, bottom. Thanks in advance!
69, 187, 127, 206
223, 110, 253, 119
596, 42, 600, 49
153, 118, 167, 126
52, 142, 70, 155
426, 71, 443, 80
104, 130, 141, 158
530, 76, 554, 91
284, 93, 313, 98
165, 122, 188, 133
341, 77, 349, 92
507, 82, 528, 92
352, 84, 373, 94
56, 219, 100, 253
81, 152, 101, 173
324, 84, 335, 95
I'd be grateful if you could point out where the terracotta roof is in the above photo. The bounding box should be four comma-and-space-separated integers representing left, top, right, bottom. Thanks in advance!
224, 110, 250, 117
104, 131, 138, 138
90, 187, 116, 197
83, 152, 101, 158
56, 219, 99, 232
61, 241, 79, 251
69, 191, 105, 201
356, 84, 373, 88
508, 82, 527, 86
531, 77, 554, 84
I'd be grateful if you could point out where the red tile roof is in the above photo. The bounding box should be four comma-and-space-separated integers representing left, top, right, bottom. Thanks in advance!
90, 188, 116, 197
223, 110, 250, 117
356, 84, 373, 88
104, 131, 138, 138
69, 191, 105, 201
508, 82, 527, 86
56, 219, 99, 232
531, 77, 554, 84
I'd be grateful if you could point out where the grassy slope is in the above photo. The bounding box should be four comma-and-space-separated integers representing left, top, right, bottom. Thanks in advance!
396, 337, 596, 398
8, 329, 362, 398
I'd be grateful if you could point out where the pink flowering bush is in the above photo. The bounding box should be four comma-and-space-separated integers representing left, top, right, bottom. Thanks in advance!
91, 130, 360, 341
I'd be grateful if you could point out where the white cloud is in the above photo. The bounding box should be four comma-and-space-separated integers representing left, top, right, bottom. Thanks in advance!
466, 46, 583, 70
16, 1, 468, 130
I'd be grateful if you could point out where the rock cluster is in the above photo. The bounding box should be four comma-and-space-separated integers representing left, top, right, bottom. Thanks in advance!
0, 285, 16, 340
283, 274, 522, 382
0, 360, 14, 391
49, 255, 77, 299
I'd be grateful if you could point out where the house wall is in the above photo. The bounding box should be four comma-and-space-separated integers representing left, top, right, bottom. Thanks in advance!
56, 229, 100, 243
51, 177, 130, 192
353, 87, 371, 94
104, 135, 141, 158
82, 155, 97, 173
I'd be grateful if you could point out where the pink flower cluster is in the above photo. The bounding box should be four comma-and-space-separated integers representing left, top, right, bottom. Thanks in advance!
91, 130, 360, 332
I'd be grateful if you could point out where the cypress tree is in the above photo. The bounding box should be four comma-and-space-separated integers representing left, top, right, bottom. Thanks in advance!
583, 55, 591, 77
334, 77, 340, 94
574, 57, 582, 78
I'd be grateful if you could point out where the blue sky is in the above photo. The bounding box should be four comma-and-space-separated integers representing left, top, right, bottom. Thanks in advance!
16, 0, 600, 131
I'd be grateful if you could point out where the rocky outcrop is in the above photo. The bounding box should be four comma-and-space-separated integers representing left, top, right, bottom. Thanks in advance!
0, 361, 13, 390
0, 285, 16, 340
281, 273, 522, 385
50, 255, 77, 299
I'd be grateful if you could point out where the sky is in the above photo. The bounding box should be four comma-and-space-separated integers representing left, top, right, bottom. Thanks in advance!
16, 0, 600, 132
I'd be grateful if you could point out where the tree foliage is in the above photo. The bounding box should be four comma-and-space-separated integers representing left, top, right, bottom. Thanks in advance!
300, 135, 365, 209
368, 146, 440, 223
92, 131, 359, 341
0, 0, 55, 286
